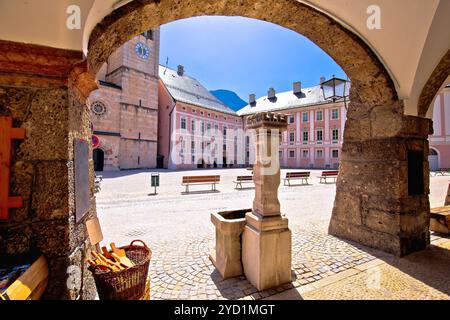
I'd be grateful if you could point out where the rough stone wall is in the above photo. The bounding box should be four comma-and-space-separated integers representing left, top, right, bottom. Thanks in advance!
329, 105, 433, 256
0, 86, 97, 299
0, 41, 98, 299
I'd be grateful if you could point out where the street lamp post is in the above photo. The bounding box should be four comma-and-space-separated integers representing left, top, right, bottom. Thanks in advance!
321, 75, 350, 110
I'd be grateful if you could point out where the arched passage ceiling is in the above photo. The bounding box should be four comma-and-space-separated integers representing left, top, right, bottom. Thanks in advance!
0, 0, 449, 116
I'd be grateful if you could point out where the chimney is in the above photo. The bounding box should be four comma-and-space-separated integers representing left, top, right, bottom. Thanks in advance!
249, 94, 256, 106
177, 65, 184, 76
268, 87, 276, 99
320, 76, 326, 84
293, 81, 302, 94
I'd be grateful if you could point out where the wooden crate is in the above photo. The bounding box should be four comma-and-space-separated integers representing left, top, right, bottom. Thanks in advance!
0, 256, 49, 300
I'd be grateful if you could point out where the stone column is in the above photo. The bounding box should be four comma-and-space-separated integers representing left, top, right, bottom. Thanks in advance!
242, 112, 291, 291
329, 98, 433, 257
0, 41, 98, 299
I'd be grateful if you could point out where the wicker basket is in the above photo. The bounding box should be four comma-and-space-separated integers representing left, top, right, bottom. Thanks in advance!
89, 240, 152, 300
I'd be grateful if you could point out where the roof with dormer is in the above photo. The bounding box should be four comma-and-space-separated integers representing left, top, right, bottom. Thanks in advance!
237, 82, 350, 116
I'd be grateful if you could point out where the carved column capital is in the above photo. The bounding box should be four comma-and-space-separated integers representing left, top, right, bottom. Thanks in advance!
246, 112, 288, 130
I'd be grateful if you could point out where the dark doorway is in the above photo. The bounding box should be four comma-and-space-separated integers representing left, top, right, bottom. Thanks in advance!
197, 159, 205, 169
93, 148, 105, 171
223, 157, 227, 168
157, 155, 164, 169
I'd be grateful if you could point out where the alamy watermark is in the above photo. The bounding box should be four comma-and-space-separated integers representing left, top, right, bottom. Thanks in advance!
66, 5, 81, 30
367, 5, 382, 30
169, 127, 281, 176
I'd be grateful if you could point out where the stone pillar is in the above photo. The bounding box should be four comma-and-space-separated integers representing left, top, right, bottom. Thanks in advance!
329, 98, 433, 257
242, 112, 291, 291
0, 41, 98, 299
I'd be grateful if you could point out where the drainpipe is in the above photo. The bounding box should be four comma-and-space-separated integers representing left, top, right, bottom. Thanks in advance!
168, 99, 177, 166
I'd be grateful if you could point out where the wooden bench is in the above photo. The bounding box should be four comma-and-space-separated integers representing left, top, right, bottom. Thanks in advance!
318, 170, 339, 184
283, 172, 310, 186
182, 175, 220, 193
233, 176, 254, 189
430, 206, 450, 235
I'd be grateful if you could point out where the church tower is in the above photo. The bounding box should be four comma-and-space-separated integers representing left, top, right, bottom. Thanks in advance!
89, 29, 160, 170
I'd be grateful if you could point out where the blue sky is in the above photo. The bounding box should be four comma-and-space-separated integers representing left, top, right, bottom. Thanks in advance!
160, 16, 347, 100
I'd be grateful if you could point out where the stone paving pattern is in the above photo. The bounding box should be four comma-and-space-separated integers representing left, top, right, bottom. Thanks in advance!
96, 168, 450, 300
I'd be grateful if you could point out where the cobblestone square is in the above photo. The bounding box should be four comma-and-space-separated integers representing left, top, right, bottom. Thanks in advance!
96, 168, 450, 300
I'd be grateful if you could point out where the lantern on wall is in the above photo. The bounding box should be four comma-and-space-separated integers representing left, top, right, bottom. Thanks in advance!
321, 75, 349, 109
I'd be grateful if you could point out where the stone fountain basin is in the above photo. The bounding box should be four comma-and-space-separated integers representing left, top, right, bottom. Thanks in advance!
210, 209, 252, 279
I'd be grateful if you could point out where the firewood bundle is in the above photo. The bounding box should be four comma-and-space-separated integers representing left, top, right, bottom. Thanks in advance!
87, 243, 135, 272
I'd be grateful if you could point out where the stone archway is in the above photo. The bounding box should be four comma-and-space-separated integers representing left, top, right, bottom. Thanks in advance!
85, 0, 432, 257
418, 49, 450, 117
0, 0, 435, 300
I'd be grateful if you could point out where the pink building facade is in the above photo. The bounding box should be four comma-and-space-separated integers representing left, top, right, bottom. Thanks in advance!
429, 85, 450, 171
239, 83, 347, 169
158, 65, 243, 170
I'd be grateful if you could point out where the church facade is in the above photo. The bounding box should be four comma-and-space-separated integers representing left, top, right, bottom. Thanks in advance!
87, 29, 160, 171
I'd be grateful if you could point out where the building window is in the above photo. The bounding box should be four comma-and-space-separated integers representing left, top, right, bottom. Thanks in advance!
332, 128, 339, 141
91, 101, 107, 116
224, 117, 227, 120
207, 123, 211, 132
316, 129, 323, 142
331, 108, 339, 120
200, 111, 204, 116
316, 110, 323, 121
302, 129, 309, 142
191, 120, 196, 132
302, 112, 308, 123
181, 117, 186, 129
215, 124, 219, 135
332, 149, 339, 158
201, 122, 205, 134
246, 136, 250, 147
223, 127, 227, 137
289, 131, 295, 143
207, 113, 211, 117
223, 144, 227, 151
302, 149, 309, 158
289, 150, 296, 158
316, 149, 324, 159
289, 115, 295, 124
141, 30, 153, 40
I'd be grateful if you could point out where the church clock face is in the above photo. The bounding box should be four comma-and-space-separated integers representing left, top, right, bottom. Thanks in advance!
135, 42, 150, 60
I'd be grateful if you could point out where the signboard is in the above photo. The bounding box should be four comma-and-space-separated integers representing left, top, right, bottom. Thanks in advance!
74, 139, 90, 223
92, 135, 100, 149
150, 173, 160, 195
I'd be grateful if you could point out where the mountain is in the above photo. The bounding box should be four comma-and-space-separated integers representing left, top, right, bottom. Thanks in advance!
210, 89, 247, 111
